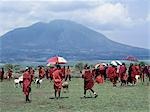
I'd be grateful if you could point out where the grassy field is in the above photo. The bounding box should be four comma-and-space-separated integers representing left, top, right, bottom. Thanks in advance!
0, 78, 149, 112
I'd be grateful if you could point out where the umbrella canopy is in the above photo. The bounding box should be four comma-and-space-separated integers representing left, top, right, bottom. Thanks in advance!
46, 63, 55, 67
116, 60, 122, 65
110, 60, 122, 66
110, 61, 118, 66
95, 63, 101, 69
47, 56, 67, 65
124, 56, 138, 62
94, 63, 107, 69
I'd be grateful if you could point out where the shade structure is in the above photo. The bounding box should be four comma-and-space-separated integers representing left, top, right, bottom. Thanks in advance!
47, 56, 67, 65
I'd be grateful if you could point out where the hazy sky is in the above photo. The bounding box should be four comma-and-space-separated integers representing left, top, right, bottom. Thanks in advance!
0, 0, 149, 49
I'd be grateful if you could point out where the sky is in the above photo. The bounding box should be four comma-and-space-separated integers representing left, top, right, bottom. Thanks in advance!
0, 0, 149, 49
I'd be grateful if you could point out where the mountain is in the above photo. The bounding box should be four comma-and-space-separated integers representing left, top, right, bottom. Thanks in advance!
0, 19, 149, 63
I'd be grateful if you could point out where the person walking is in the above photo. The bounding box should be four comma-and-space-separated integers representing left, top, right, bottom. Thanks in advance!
82, 66, 98, 98
23, 67, 32, 103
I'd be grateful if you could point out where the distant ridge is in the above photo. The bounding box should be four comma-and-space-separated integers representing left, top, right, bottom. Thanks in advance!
0, 19, 149, 63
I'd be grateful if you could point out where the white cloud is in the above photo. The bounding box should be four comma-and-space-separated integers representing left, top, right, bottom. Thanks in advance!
0, 1, 149, 36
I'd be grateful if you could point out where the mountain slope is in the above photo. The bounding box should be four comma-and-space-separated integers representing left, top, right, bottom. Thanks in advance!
0, 19, 149, 62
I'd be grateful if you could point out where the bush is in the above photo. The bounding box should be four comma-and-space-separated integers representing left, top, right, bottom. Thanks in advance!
3, 64, 22, 73
139, 61, 146, 66
75, 62, 84, 71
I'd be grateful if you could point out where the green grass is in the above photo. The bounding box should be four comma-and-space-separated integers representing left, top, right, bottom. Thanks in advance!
0, 78, 149, 112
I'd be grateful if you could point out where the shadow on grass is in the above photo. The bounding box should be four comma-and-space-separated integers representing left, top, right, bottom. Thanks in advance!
80, 96, 96, 99
49, 96, 69, 99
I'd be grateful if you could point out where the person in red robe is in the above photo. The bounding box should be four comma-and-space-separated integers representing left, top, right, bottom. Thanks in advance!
119, 63, 127, 86
95, 65, 105, 84
143, 65, 150, 82
61, 66, 66, 79
29, 67, 34, 82
49, 67, 55, 81
65, 66, 71, 81
106, 64, 117, 87
23, 67, 32, 103
38, 66, 45, 79
45, 67, 49, 79
7, 68, 13, 80
131, 64, 139, 85
52, 65, 63, 99
82, 66, 98, 98
0, 68, 4, 82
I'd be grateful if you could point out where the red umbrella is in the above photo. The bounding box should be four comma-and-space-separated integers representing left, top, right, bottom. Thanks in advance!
47, 56, 67, 64
124, 55, 138, 62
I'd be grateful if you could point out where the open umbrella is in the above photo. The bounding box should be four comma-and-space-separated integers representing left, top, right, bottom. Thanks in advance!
94, 63, 107, 69
95, 63, 101, 69
116, 60, 122, 65
110, 61, 118, 66
47, 56, 67, 65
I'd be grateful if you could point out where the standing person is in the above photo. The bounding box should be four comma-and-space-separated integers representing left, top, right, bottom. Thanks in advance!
127, 63, 133, 85
148, 65, 150, 82
143, 65, 150, 83
106, 64, 118, 87
119, 63, 127, 86
29, 67, 34, 82
38, 66, 45, 79
49, 67, 54, 81
82, 66, 98, 98
140, 64, 146, 83
65, 66, 71, 81
0, 68, 4, 82
52, 65, 63, 99
7, 68, 13, 80
104, 65, 108, 80
23, 67, 32, 103
95, 65, 104, 84
45, 67, 49, 79
61, 66, 66, 79
131, 64, 139, 85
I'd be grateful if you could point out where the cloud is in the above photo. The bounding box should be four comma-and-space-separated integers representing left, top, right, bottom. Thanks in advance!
0, 0, 149, 48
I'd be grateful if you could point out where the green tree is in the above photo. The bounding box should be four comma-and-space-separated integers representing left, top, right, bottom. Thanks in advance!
75, 62, 84, 71
3, 64, 13, 71
139, 61, 146, 66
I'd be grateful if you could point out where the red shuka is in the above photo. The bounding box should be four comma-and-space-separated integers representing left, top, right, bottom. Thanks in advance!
96, 75, 104, 84
61, 68, 65, 78
39, 68, 45, 79
131, 65, 139, 77
30, 69, 34, 81
119, 65, 127, 80
82, 69, 94, 90
49, 68, 54, 79
106, 66, 117, 79
8, 69, 13, 78
52, 69, 62, 91
23, 71, 31, 96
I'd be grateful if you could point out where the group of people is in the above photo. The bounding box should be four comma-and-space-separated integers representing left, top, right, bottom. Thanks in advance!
81, 62, 150, 98
22, 65, 72, 102
86, 63, 150, 87
0, 68, 13, 82
0, 62, 149, 103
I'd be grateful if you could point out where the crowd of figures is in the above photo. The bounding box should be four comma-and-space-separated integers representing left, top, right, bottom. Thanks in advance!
0, 63, 149, 103
81, 63, 150, 98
